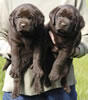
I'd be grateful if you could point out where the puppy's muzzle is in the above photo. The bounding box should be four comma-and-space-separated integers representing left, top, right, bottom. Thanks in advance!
21, 23, 26, 28
56, 19, 70, 32
20, 22, 28, 30
60, 22, 68, 28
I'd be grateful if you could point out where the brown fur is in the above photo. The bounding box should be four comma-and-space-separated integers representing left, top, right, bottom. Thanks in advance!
47, 4, 85, 91
6, 4, 45, 98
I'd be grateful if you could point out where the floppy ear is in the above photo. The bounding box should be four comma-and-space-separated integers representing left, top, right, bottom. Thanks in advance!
35, 10, 45, 26
49, 7, 60, 25
75, 15, 85, 32
9, 9, 17, 27
79, 16, 85, 29
8, 9, 18, 41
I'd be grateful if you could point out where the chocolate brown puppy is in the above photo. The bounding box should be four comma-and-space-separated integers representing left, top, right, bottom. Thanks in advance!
47, 4, 85, 92
7, 3, 45, 98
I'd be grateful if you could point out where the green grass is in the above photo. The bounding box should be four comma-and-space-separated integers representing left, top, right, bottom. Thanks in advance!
0, 57, 5, 100
73, 55, 88, 100
0, 55, 88, 100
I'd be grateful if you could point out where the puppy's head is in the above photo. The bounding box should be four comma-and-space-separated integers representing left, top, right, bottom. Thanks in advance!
49, 4, 85, 36
9, 4, 44, 37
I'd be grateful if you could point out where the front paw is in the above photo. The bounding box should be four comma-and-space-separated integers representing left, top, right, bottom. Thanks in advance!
32, 66, 44, 78
49, 70, 60, 81
64, 86, 71, 93
12, 86, 20, 99
9, 68, 20, 78
34, 77, 43, 94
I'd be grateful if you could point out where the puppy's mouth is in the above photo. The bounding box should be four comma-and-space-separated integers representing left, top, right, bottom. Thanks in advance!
19, 31, 31, 38
19, 29, 30, 32
19, 30, 28, 33
55, 23, 71, 34
18, 30, 29, 36
18, 26, 34, 33
57, 29, 66, 33
56, 28, 67, 35
55, 28, 71, 37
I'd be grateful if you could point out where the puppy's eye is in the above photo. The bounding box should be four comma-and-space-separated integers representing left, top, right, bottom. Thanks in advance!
58, 13, 63, 18
58, 14, 62, 17
16, 16, 21, 19
28, 16, 33, 19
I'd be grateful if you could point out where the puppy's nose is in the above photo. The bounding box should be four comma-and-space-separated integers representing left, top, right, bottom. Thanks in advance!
21, 23, 26, 28
60, 22, 67, 28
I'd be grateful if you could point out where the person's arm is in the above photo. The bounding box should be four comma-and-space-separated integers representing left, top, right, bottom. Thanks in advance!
64, 0, 88, 58
0, 0, 11, 59
76, 0, 88, 57
72, 0, 88, 58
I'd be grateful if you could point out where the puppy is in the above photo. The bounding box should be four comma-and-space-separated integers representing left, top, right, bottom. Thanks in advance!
47, 4, 85, 92
6, 3, 45, 98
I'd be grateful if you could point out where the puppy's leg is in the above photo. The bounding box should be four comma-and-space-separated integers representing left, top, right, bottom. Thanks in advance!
61, 59, 72, 93
12, 78, 20, 98
49, 53, 62, 81
33, 77, 43, 94
61, 77, 71, 93
9, 46, 21, 78
32, 46, 44, 78
49, 49, 71, 81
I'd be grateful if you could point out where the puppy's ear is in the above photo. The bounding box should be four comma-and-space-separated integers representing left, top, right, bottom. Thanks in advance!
38, 13, 45, 25
79, 16, 85, 29
75, 15, 85, 32
9, 9, 17, 27
35, 10, 45, 26
8, 9, 18, 39
49, 7, 60, 25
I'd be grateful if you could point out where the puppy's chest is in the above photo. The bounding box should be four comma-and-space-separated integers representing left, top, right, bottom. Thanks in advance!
51, 36, 73, 55
18, 38, 34, 57
49, 31, 73, 48
55, 35, 72, 48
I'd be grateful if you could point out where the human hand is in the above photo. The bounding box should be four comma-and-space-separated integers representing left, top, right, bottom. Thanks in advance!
0, 40, 11, 59
71, 47, 80, 58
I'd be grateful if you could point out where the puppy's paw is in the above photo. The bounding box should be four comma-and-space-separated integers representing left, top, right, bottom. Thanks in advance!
12, 93, 19, 99
64, 86, 71, 93
34, 77, 43, 94
32, 66, 44, 78
12, 86, 20, 99
49, 70, 60, 81
9, 68, 20, 78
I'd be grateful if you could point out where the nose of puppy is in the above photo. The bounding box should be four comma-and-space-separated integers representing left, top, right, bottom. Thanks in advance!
20, 23, 26, 29
60, 22, 67, 28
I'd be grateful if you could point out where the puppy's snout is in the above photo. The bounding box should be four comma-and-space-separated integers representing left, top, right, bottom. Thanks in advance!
20, 23, 26, 29
60, 22, 67, 28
